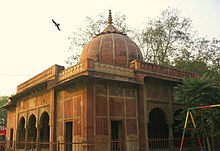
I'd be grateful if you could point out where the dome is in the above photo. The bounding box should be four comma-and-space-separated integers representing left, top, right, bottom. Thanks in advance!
80, 10, 143, 67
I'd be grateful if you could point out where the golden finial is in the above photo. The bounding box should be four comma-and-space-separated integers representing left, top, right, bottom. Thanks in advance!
108, 10, 113, 24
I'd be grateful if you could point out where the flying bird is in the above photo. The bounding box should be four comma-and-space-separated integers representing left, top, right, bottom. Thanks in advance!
52, 19, 61, 31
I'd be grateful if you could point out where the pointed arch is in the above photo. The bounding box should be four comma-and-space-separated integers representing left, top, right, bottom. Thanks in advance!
17, 116, 26, 149
39, 111, 50, 148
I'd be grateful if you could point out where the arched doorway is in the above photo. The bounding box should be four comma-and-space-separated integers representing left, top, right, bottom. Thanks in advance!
148, 107, 169, 149
39, 112, 50, 148
17, 117, 25, 149
148, 107, 169, 138
26, 114, 37, 149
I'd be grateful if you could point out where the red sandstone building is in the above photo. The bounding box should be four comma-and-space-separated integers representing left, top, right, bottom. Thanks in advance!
4, 11, 198, 151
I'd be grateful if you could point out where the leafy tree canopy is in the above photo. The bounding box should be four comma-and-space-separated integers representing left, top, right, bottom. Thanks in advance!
0, 96, 8, 126
141, 8, 194, 66
175, 73, 220, 149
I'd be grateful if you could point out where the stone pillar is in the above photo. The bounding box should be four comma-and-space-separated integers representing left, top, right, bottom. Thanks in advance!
36, 124, 41, 151
51, 90, 57, 151
24, 127, 30, 150
168, 102, 174, 151
143, 84, 149, 151
168, 122, 174, 151
15, 127, 19, 149
137, 84, 147, 151
145, 118, 149, 151
81, 77, 94, 151
86, 78, 95, 151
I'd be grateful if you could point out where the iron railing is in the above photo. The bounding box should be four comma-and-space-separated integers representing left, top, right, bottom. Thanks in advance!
0, 137, 215, 151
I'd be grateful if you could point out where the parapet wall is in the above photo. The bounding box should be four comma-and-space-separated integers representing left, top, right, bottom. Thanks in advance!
16, 59, 199, 94
17, 65, 64, 93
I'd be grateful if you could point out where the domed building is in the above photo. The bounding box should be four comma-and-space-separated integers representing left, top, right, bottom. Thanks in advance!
80, 11, 143, 67
4, 10, 198, 151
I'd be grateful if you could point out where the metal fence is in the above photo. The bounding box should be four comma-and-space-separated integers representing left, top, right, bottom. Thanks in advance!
0, 138, 211, 151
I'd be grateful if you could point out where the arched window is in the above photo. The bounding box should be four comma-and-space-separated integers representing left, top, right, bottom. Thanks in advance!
17, 116, 25, 149
39, 112, 50, 148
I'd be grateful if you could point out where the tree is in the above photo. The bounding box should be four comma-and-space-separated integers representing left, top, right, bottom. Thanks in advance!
66, 11, 131, 66
66, 8, 220, 76
193, 37, 220, 73
141, 8, 194, 66
174, 36, 220, 75
0, 96, 8, 127
174, 48, 209, 74
175, 73, 220, 150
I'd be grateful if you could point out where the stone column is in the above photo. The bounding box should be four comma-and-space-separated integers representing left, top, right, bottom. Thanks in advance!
168, 103, 174, 151
51, 90, 57, 151
143, 84, 149, 151
36, 124, 41, 151
82, 77, 94, 151
168, 122, 174, 151
145, 118, 149, 151
16, 127, 19, 149
137, 84, 147, 151
24, 126, 30, 150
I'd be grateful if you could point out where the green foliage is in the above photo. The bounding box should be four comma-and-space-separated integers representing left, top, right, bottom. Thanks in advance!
141, 8, 220, 75
174, 37, 220, 74
175, 73, 220, 147
142, 8, 194, 66
176, 74, 220, 105
193, 37, 220, 73
0, 96, 8, 126
175, 59, 208, 75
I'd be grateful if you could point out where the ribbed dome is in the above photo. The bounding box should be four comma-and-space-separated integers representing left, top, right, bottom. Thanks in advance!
80, 10, 143, 67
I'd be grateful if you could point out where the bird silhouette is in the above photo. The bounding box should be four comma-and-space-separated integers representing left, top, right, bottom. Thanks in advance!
52, 19, 61, 31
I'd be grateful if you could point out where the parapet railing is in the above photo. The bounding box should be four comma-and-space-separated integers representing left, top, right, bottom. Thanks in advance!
17, 65, 64, 93
131, 60, 200, 79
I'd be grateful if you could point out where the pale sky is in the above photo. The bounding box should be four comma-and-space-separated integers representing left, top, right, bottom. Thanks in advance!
0, 0, 220, 96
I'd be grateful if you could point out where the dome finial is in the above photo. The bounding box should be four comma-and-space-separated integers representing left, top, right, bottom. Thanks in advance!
108, 10, 113, 24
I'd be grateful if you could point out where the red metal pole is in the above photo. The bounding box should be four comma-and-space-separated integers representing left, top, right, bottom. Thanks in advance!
179, 129, 186, 151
